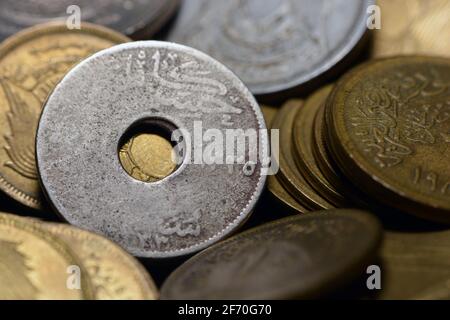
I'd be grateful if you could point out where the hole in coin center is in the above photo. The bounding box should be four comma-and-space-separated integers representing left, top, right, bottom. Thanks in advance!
118, 118, 181, 183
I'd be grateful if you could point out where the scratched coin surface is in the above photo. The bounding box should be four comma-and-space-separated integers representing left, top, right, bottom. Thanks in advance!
325, 57, 450, 223
161, 209, 382, 299
168, 0, 372, 97
36, 41, 268, 258
0, 0, 179, 40
0, 22, 129, 210
0, 212, 93, 299
372, 0, 450, 58
44, 223, 159, 300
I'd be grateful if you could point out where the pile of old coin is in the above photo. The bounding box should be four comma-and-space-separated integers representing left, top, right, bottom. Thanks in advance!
0, 0, 450, 300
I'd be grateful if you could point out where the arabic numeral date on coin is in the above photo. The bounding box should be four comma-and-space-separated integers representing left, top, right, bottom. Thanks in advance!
413, 166, 450, 194
222, 304, 272, 316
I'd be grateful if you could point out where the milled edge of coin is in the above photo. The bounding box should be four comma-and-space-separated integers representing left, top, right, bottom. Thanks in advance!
36, 40, 268, 258
160, 209, 382, 300
326, 56, 450, 221
0, 21, 131, 210
43, 222, 159, 300
0, 212, 95, 299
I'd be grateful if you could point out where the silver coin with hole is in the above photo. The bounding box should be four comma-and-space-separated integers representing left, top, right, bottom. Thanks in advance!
0, 0, 179, 40
36, 41, 268, 258
167, 0, 373, 99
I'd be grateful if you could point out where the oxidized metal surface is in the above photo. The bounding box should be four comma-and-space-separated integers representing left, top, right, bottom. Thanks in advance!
267, 175, 307, 214
325, 57, 450, 222
36, 41, 268, 258
373, 0, 450, 58
45, 223, 159, 300
0, 0, 179, 40
0, 22, 129, 210
161, 209, 382, 299
0, 212, 93, 299
168, 0, 372, 96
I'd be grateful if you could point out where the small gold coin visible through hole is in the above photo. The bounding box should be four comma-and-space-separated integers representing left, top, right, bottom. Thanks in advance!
119, 133, 177, 182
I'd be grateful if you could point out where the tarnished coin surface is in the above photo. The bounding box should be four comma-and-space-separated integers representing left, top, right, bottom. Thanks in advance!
168, 0, 372, 98
373, 0, 450, 58
36, 41, 268, 258
44, 223, 159, 300
375, 230, 450, 300
0, 212, 93, 299
267, 175, 307, 214
160, 209, 382, 299
0, 0, 179, 40
0, 22, 129, 210
325, 57, 450, 223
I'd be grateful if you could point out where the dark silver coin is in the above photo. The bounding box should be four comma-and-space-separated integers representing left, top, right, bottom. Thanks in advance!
0, 0, 179, 40
167, 0, 372, 98
36, 41, 268, 258
160, 209, 382, 299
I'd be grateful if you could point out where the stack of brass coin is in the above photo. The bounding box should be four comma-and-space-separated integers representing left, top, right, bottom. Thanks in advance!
0, 212, 158, 300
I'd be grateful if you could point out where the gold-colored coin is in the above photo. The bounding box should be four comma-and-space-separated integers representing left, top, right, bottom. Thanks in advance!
375, 229, 450, 300
44, 223, 159, 300
325, 56, 450, 223
372, 0, 450, 58
292, 85, 347, 207
0, 212, 93, 299
267, 174, 307, 214
260, 105, 278, 127
273, 100, 333, 210
119, 133, 177, 183
0, 22, 130, 210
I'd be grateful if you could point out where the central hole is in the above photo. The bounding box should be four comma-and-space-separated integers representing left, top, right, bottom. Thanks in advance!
118, 119, 180, 183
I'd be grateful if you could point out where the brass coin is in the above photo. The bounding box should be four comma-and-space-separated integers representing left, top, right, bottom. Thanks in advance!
267, 174, 307, 215
326, 56, 450, 223
161, 209, 382, 299
0, 212, 93, 299
372, 0, 450, 58
375, 229, 450, 300
0, 22, 130, 210
119, 133, 177, 183
260, 105, 278, 128
292, 85, 347, 207
273, 100, 333, 210
44, 223, 159, 300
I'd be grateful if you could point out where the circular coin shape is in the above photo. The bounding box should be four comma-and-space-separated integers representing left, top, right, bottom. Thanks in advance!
160, 209, 382, 299
0, 212, 93, 299
326, 57, 450, 223
44, 223, 159, 300
0, 22, 130, 210
0, 0, 180, 40
167, 0, 372, 98
36, 41, 268, 258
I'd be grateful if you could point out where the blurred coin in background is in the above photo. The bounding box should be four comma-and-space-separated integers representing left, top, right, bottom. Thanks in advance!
168, 0, 373, 101
0, 0, 179, 40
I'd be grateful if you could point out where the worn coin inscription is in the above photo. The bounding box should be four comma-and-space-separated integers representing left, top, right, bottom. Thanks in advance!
161, 210, 381, 299
0, 0, 179, 40
36, 41, 267, 258
328, 57, 450, 221
168, 0, 372, 96
0, 22, 129, 209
